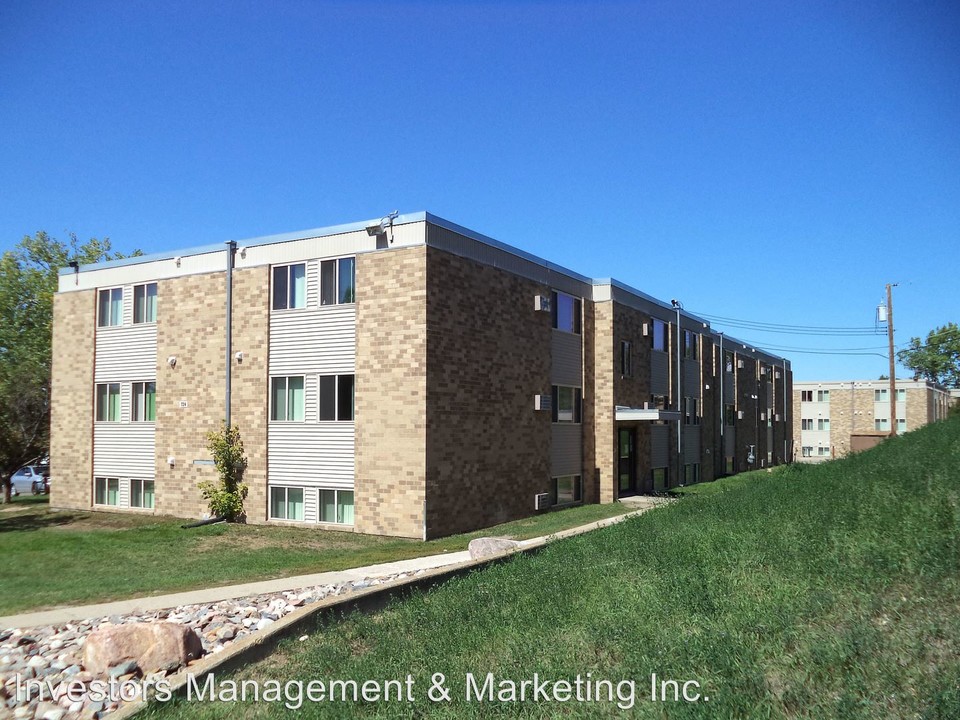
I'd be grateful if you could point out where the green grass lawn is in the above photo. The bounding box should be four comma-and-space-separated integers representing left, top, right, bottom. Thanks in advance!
0, 500, 631, 615
145, 416, 960, 719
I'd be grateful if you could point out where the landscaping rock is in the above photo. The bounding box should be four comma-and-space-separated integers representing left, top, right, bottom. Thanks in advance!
467, 537, 522, 560
82, 624, 202, 675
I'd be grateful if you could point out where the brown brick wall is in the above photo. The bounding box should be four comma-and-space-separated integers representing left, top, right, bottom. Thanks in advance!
423, 248, 552, 538
700, 336, 717, 483
50, 290, 97, 510
354, 246, 428, 538
735, 355, 759, 470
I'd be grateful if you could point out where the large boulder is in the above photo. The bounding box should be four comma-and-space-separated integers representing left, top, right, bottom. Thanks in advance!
82, 623, 203, 675
468, 537, 522, 561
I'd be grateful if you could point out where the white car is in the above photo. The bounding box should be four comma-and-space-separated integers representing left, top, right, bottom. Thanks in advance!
10, 465, 49, 496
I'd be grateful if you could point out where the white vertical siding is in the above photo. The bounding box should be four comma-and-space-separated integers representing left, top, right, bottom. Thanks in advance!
268, 423, 355, 489
119, 478, 130, 509
303, 487, 319, 523
305, 260, 318, 307
551, 331, 582, 387
269, 306, 356, 375
550, 424, 582, 477
93, 424, 156, 477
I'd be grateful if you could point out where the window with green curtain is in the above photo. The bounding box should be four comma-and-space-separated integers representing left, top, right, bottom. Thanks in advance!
107, 478, 119, 505
290, 263, 306, 308
110, 289, 122, 325
337, 491, 354, 524
143, 480, 155, 509
287, 377, 304, 421
287, 488, 304, 521
144, 382, 156, 420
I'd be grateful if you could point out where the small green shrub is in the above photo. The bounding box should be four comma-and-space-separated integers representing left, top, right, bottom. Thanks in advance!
198, 423, 248, 521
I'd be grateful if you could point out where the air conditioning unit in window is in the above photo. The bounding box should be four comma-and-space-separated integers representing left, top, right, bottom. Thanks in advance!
534, 394, 552, 412
737, 410, 744, 420
737, 359, 745, 369
535, 493, 551, 510
760, 412, 766, 421
760, 367, 767, 375
535, 295, 552, 313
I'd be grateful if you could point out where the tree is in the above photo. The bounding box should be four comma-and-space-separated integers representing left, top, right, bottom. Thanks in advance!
0, 232, 139, 502
897, 323, 960, 389
199, 423, 248, 521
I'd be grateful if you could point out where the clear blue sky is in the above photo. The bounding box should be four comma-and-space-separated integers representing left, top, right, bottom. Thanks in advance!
2, 1, 957, 381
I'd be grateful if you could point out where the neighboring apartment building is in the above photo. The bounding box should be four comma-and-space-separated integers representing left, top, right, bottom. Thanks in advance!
792, 379, 953, 462
51, 212, 793, 539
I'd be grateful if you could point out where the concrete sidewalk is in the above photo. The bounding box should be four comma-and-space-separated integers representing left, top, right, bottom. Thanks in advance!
1, 499, 665, 630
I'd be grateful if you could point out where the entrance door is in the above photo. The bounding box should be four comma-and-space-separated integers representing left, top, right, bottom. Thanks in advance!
618, 428, 636, 495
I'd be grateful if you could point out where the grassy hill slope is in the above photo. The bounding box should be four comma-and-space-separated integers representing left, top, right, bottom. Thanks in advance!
150, 415, 960, 719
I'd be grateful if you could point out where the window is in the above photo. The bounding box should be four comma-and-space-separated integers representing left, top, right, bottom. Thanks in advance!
653, 394, 670, 411
801, 446, 813, 457
272, 263, 306, 310
683, 330, 698, 360
321, 257, 356, 306
896, 389, 906, 402
320, 489, 354, 524
552, 386, 582, 423
724, 351, 734, 373
684, 464, 700, 485
817, 418, 830, 431
620, 341, 632, 377
95, 477, 119, 506
801, 390, 813, 402
133, 283, 157, 323
97, 288, 123, 327
551, 291, 581, 334
319, 374, 355, 421
270, 486, 304, 521
132, 382, 156, 421
724, 404, 736, 426
897, 418, 906, 432
875, 418, 890, 431
271, 377, 305, 421
801, 418, 813, 430
817, 390, 830, 402
817, 446, 830, 457
552, 475, 582, 505
652, 468, 668, 492
95, 383, 121, 422
874, 389, 888, 402
684, 397, 700, 425
130, 479, 155, 509
651, 319, 667, 352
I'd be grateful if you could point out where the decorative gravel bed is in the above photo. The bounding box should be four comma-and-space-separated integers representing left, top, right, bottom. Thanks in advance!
0, 571, 420, 720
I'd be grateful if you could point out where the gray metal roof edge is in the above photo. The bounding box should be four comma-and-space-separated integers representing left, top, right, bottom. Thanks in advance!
58, 212, 431, 275
422, 212, 594, 286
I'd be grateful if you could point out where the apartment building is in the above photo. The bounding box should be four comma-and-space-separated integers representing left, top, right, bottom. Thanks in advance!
792, 379, 953, 462
51, 212, 793, 539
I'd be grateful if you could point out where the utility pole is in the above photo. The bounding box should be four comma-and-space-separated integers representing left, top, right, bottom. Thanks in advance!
886, 283, 898, 437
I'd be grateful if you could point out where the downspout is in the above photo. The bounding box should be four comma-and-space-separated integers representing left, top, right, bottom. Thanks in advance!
675, 304, 682, 484
225, 241, 236, 427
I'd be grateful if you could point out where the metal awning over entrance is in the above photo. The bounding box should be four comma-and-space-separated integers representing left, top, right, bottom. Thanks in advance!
615, 406, 681, 422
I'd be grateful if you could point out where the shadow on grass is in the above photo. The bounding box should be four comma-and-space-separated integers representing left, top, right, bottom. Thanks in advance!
0, 509, 81, 533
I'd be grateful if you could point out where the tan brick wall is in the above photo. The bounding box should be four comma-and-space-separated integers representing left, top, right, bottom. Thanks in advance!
50, 290, 97, 510
155, 272, 226, 520
354, 246, 427, 538
226, 267, 270, 522
590, 302, 616, 502
423, 248, 552, 538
